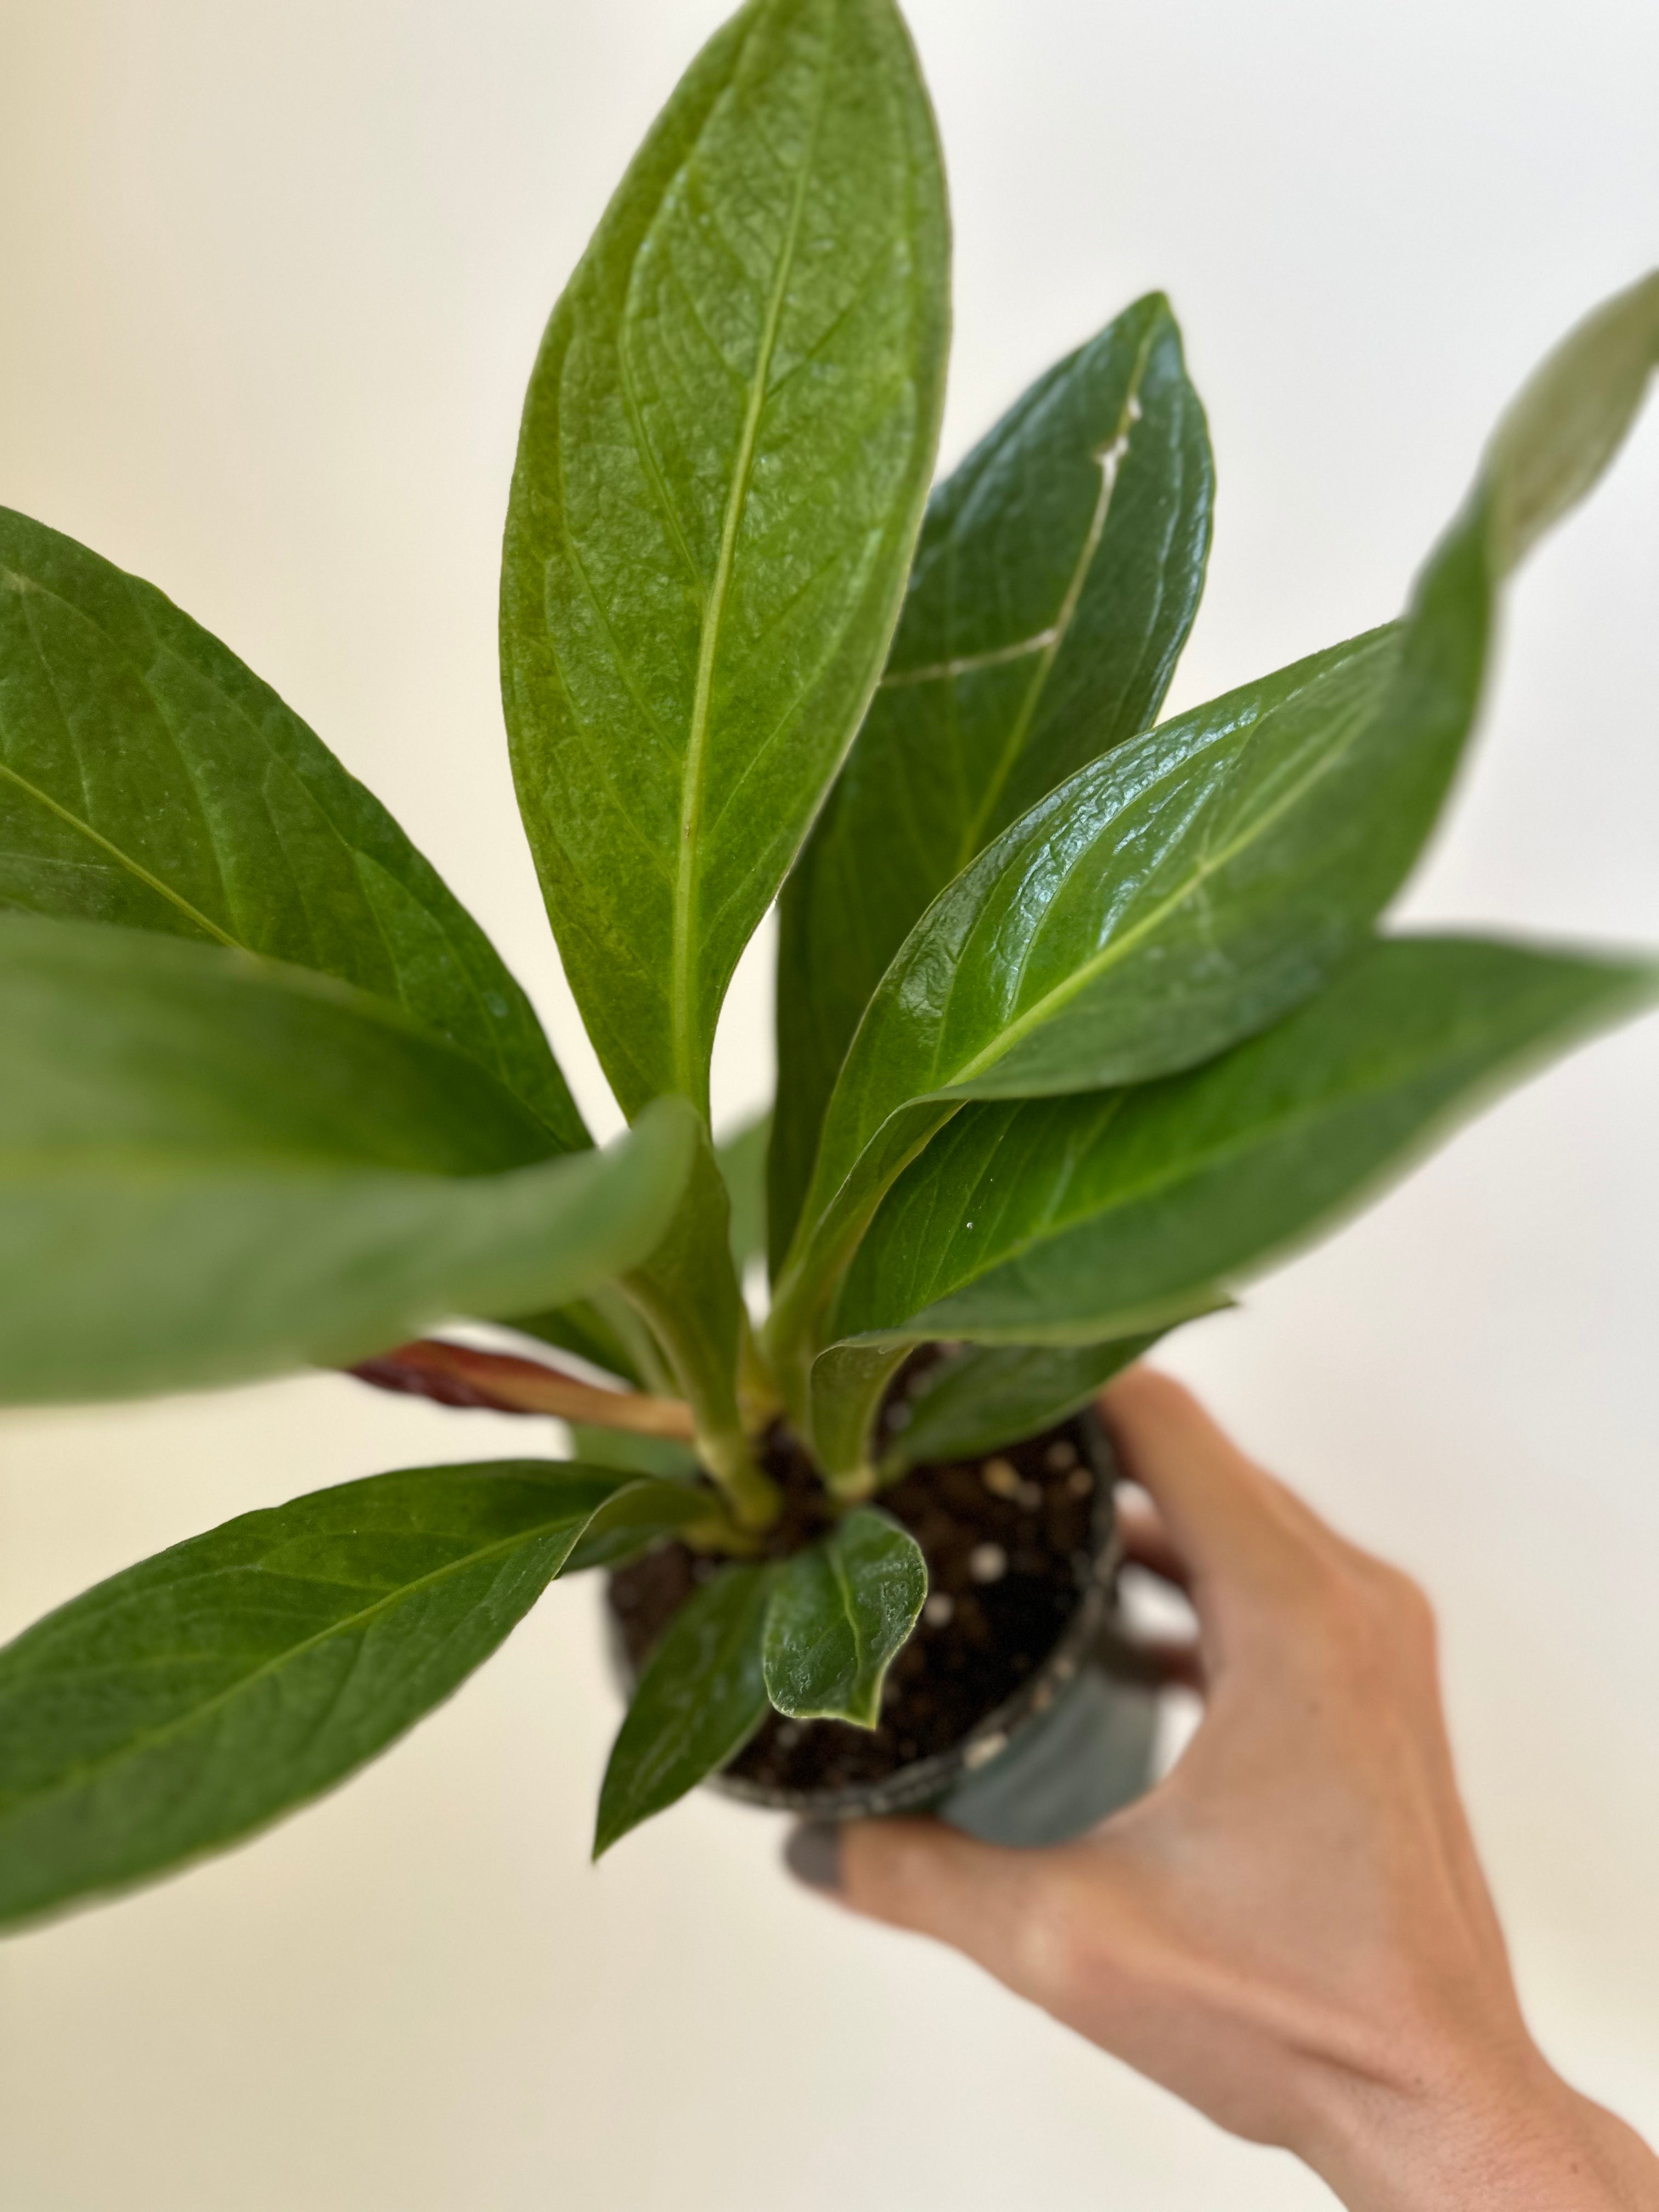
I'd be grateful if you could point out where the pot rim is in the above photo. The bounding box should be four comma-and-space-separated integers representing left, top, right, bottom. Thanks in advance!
606, 1404, 1122, 1822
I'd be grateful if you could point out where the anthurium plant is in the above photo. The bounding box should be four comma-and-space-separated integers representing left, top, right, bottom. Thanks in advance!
1, 0, 1655, 1933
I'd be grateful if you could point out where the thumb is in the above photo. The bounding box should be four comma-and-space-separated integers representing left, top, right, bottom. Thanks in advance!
791, 1816, 1074, 2004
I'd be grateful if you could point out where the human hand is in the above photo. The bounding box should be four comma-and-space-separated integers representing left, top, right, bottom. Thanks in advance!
786, 1369, 1659, 2211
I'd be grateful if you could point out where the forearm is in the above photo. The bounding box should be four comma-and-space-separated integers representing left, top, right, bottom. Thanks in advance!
1305, 2054, 1659, 2212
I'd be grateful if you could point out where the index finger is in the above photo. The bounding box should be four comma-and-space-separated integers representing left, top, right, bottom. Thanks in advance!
1099, 1368, 1325, 1606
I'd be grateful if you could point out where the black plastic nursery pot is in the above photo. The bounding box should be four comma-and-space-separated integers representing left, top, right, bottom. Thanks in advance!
606, 1403, 1161, 1848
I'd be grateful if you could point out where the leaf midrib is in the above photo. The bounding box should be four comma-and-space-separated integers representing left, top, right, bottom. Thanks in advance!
669, 23, 838, 1104
0, 758, 237, 949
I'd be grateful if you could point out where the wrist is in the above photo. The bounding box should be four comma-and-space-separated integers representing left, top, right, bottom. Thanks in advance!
1300, 2044, 1659, 2212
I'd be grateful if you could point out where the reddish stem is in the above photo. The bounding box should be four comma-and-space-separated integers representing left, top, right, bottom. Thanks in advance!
348, 1338, 696, 1441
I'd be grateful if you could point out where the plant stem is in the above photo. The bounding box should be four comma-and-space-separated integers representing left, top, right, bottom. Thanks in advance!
349, 1339, 696, 1438
736, 1309, 784, 1433
617, 1121, 782, 1528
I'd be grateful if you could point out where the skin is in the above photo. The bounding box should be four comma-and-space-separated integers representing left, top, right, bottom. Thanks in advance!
789, 1368, 1659, 2210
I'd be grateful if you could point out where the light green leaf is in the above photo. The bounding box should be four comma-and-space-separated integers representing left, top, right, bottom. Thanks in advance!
0, 508, 584, 1149
833, 935, 1657, 1347
0, 1460, 656, 1931
808, 1336, 912, 1486
1484, 267, 1659, 568
617, 1121, 772, 1523
594, 1564, 775, 1855
884, 1331, 1180, 1473
770, 293, 1212, 1266
0, 918, 696, 1403
565, 1425, 702, 1488
717, 1110, 771, 1270
500, 1297, 651, 1388
501, 0, 950, 1119
775, 270, 1659, 1358
762, 1508, 926, 1726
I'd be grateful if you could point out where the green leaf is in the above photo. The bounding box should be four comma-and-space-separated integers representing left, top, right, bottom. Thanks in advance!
0, 1460, 657, 1931
775, 270, 1659, 1355
833, 935, 1657, 1347
808, 1336, 912, 1486
770, 293, 1212, 1266
0, 509, 584, 1149
884, 1331, 1180, 1472
558, 1474, 718, 1573
0, 918, 696, 1403
594, 1564, 775, 1855
762, 1508, 926, 1726
502, 1284, 684, 1391
717, 1110, 771, 1270
1483, 266, 1659, 568
768, 631, 1395, 1381
501, 0, 950, 1119
565, 1425, 702, 1488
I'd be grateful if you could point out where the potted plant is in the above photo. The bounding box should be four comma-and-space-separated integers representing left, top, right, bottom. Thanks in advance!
0, 0, 1654, 1932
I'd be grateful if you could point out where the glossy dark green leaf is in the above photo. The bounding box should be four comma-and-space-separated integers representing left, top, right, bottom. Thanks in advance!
770, 294, 1212, 1265
0, 509, 583, 1148
761, 1508, 926, 1726
0, 1461, 661, 1930
501, 0, 950, 1118
0, 919, 696, 1403
717, 1110, 771, 1271
884, 1331, 1179, 1472
594, 1564, 774, 1855
767, 631, 1394, 1386
833, 935, 1657, 1346
775, 272, 1659, 1356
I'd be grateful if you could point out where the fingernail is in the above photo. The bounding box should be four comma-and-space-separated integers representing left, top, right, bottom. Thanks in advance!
783, 1820, 843, 1895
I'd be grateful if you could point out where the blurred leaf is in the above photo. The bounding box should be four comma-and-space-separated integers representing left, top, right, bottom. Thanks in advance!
0, 1461, 661, 1931
762, 1508, 926, 1726
717, 1111, 771, 1271
1483, 267, 1659, 567
770, 294, 1212, 1265
885, 1331, 1180, 1471
501, 0, 949, 1118
565, 1424, 702, 1487
0, 919, 695, 1403
500, 1297, 650, 1388
834, 935, 1657, 1346
594, 1565, 774, 1855
0, 509, 584, 1148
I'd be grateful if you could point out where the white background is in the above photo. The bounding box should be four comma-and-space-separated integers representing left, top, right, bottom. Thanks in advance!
1, 3, 1656, 2205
